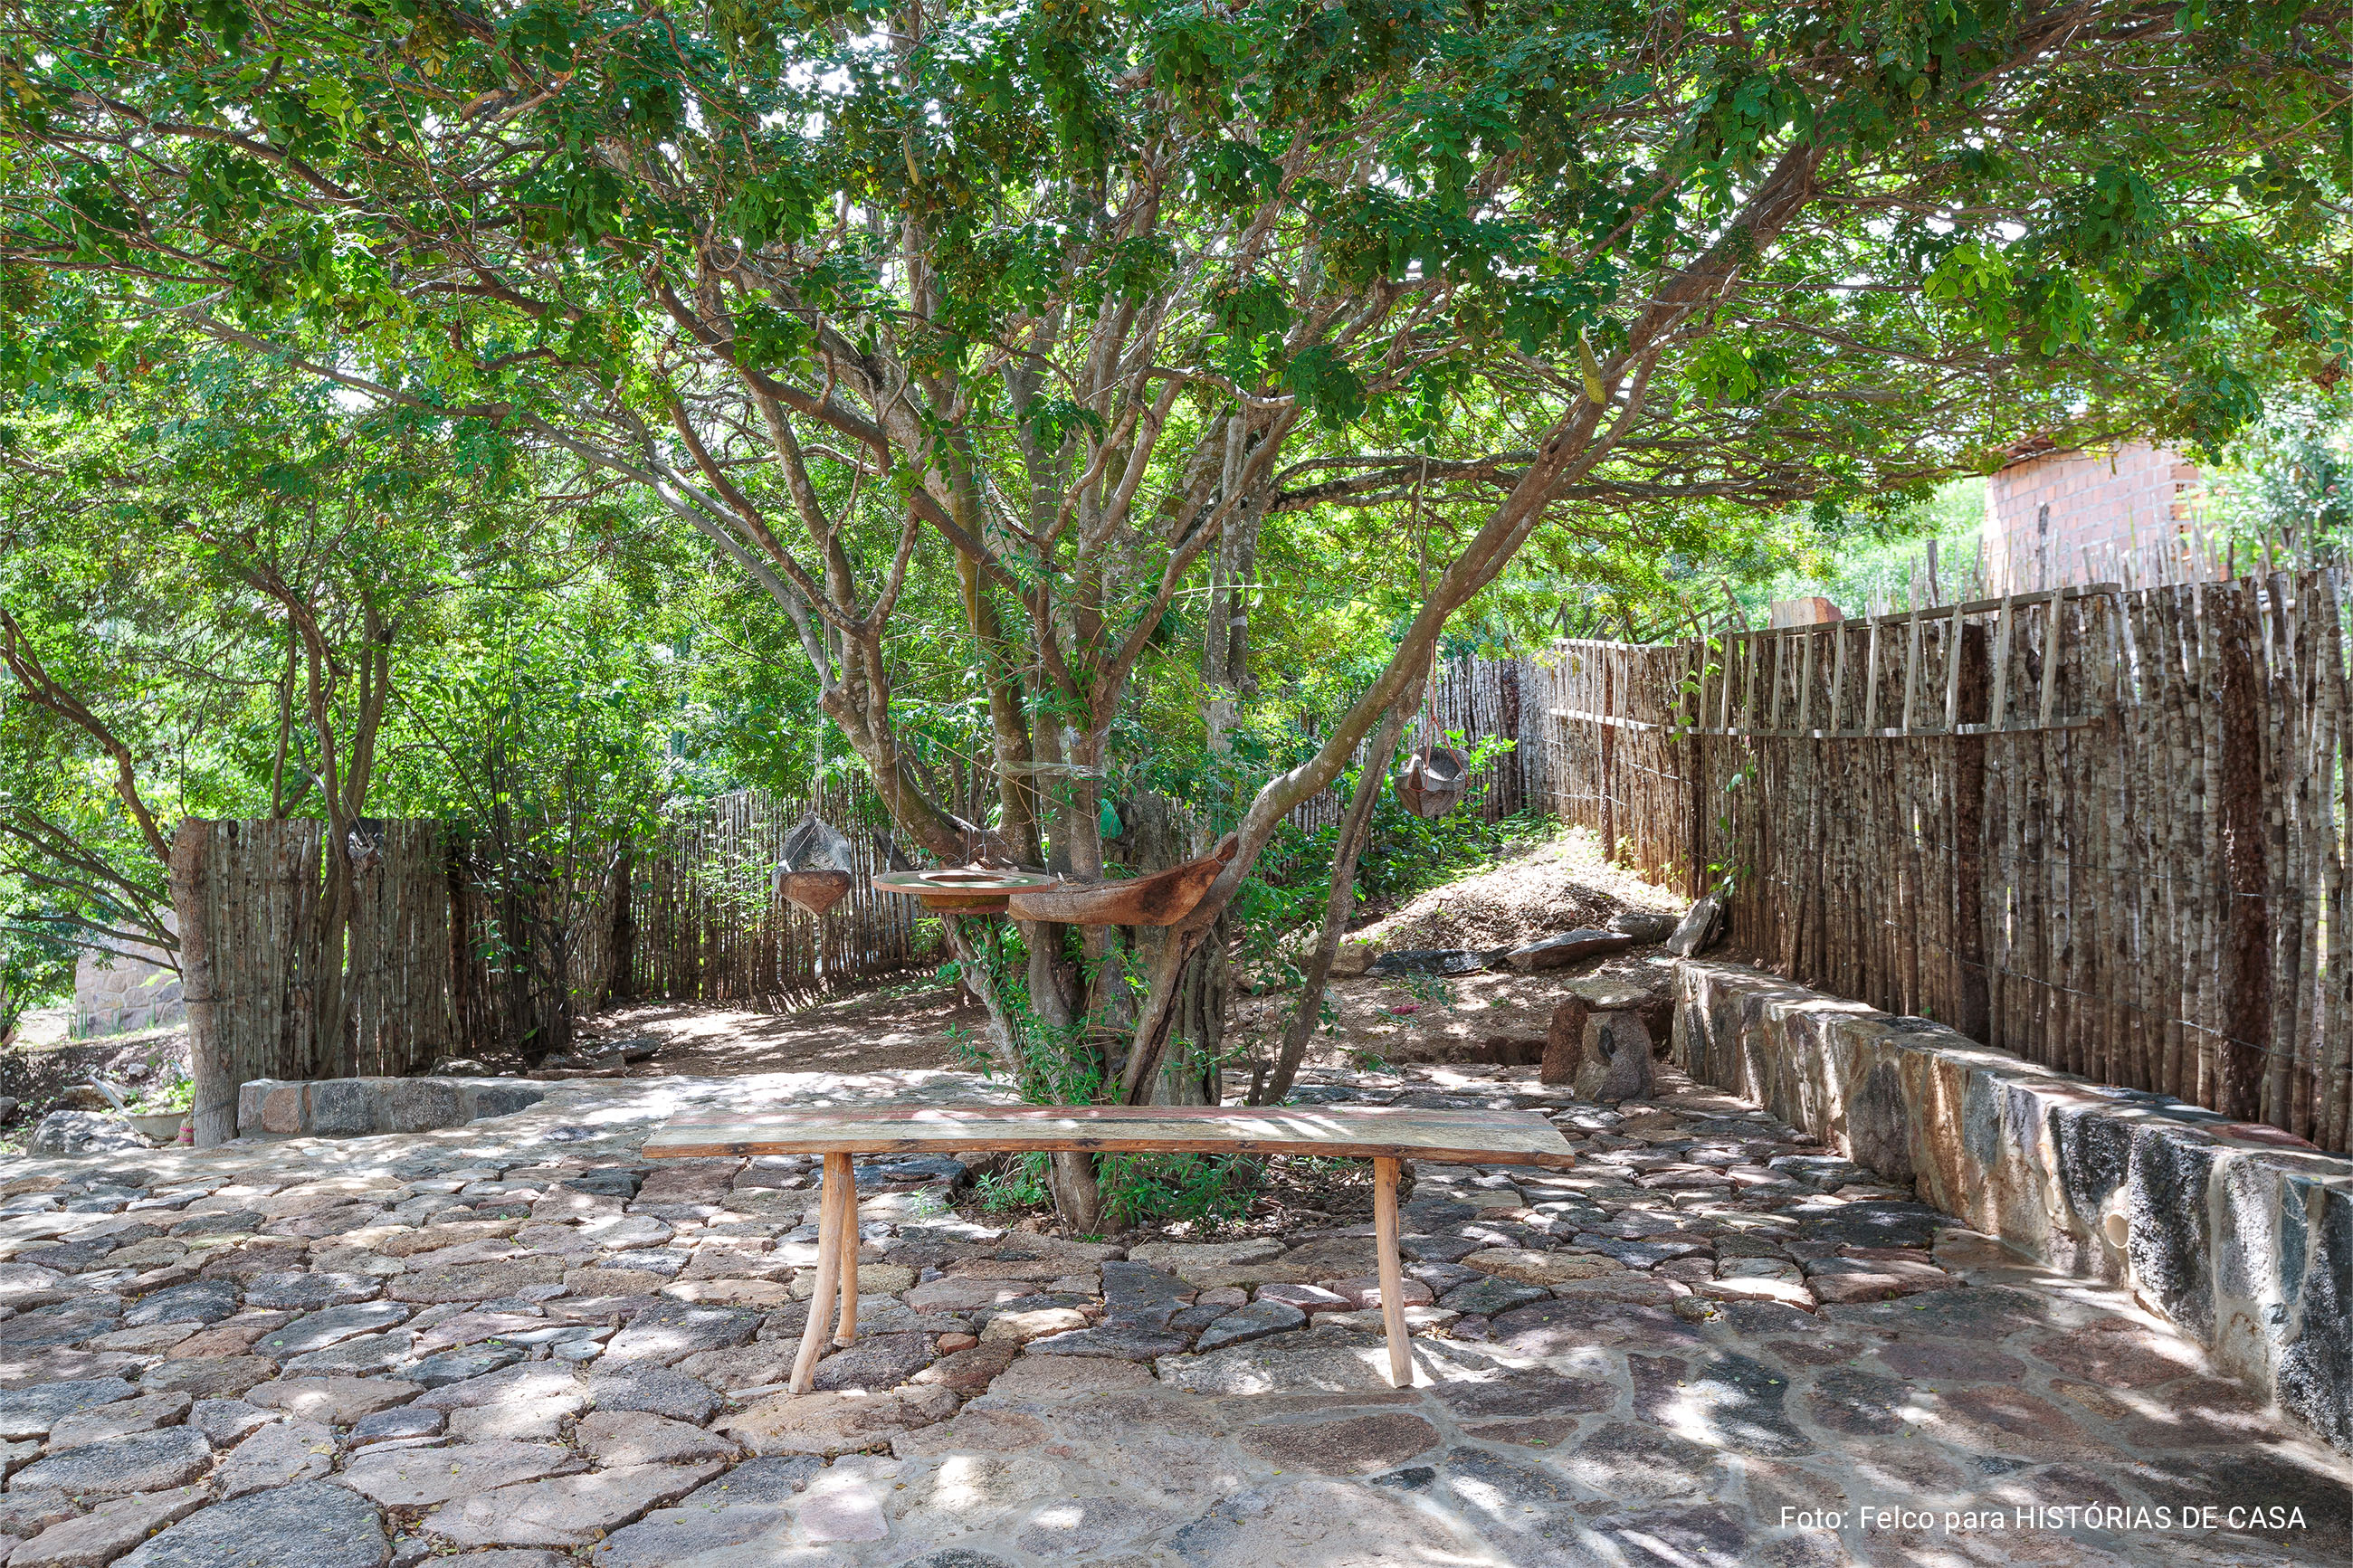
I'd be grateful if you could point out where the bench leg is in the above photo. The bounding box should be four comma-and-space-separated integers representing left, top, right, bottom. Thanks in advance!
789, 1153, 851, 1394
834, 1152, 859, 1347
1374, 1155, 1411, 1388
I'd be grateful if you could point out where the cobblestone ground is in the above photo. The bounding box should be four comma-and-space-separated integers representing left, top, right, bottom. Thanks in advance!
0, 1062, 2343, 1568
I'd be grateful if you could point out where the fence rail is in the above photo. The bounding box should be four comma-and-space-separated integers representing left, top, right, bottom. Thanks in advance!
1522, 571, 2353, 1154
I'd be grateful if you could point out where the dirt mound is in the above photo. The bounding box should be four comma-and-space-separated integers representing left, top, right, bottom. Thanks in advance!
1354, 826, 1681, 952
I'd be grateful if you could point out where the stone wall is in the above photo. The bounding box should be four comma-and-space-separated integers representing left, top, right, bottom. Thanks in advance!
71, 922, 183, 1038
1672, 958, 2350, 1454
234, 1077, 546, 1138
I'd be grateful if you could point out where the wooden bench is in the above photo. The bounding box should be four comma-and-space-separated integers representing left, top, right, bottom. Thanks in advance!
643, 1103, 1577, 1392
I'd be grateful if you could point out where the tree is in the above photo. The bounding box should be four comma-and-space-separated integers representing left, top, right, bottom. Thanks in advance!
0, 366, 644, 1134
2214, 390, 2353, 562
4, 0, 2345, 1204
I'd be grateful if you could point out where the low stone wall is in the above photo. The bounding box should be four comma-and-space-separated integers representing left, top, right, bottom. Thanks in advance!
235, 1077, 546, 1138
1672, 958, 2351, 1454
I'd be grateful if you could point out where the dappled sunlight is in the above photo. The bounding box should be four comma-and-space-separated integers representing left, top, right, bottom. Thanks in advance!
0, 1045, 2340, 1568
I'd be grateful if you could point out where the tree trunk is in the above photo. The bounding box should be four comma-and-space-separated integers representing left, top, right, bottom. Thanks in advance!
1046, 1152, 1103, 1233
961, 551, 1040, 865
170, 820, 233, 1146
1254, 695, 1414, 1105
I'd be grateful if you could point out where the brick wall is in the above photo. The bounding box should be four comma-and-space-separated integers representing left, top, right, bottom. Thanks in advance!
1983, 442, 2204, 594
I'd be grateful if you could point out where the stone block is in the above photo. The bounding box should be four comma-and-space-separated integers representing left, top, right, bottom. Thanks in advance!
238, 1080, 286, 1137
260, 1084, 307, 1136
1664, 895, 1721, 957
236, 1076, 540, 1139
28, 1113, 147, 1157
1538, 996, 1588, 1087
462, 1083, 547, 1120
1502, 929, 1635, 973
303, 1079, 382, 1136
382, 1079, 466, 1133
1573, 1012, 1651, 1104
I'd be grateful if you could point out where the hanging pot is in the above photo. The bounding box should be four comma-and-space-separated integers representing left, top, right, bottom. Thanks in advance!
777, 869, 854, 917
1394, 746, 1472, 819
776, 815, 859, 916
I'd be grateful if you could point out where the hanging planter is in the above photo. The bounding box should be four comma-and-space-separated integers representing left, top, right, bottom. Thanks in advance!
776, 815, 858, 917
1395, 644, 1471, 819
1395, 745, 1472, 818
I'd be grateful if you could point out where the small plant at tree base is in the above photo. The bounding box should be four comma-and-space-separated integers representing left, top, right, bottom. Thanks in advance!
1097, 1153, 1253, 1230
975, 1153, 1052, 1212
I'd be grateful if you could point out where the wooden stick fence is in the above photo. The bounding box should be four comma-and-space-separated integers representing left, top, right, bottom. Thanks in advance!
627, 782, 930, 1008
197, 818, 630, 1087
1523, 570, 2353, 1153
1281, 657, 1527, 839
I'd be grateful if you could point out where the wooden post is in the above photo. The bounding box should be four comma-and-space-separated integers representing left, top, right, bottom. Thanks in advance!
169, 820, 234, 1147
1988, 596, 2015, 730
1689, 650, 1710, 899
1373, 1156, 1410, 1388
834, 1155, 860, 1346
1828, 624, 1848, 733
1796, 627, 1816, 733
1955, 622, 1992, 1041
1943, 603, 1967, 731
1598, 657, 1616, 859
2216, 593, 2272, 1122
2039, 594, 2064, 727
790, 1153, 851, 1392
1863, 621, 1883, 733
1900, 611, 1924, 734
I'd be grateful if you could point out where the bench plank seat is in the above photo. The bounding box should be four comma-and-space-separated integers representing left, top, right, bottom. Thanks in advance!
642, 1102, 1577, 1167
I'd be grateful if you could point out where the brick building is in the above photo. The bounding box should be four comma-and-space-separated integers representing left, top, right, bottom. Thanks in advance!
1983, 441, 2205, 594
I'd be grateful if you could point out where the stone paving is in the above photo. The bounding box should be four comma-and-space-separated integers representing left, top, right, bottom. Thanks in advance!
0, 1061, 2342, 1568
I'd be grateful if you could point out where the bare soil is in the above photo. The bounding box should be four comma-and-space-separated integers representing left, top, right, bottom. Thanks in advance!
579, 977, 972, 1078
1347, 823, 1683, 951
1231, 825, 1689, 1074
0, 1012, 191, 1145
579, 824, 1691, 1086
1227, 950, 1677, 1075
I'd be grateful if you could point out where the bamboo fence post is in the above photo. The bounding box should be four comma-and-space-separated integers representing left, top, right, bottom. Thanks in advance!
1829, 623, 1849, 733
2322, 571, 2352, 1149
1989, 595, 2015, 729
1863, 619, 1883, 733
1944, 602, 1967, 731
1797, 626, 1817, 734
1900, 610, 1924, 735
